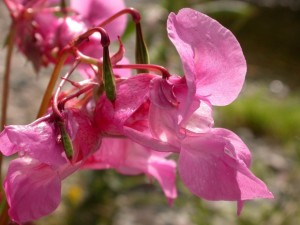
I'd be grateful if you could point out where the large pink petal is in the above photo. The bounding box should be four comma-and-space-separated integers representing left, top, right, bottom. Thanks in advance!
83, 138, 177, 201
167, 8, 246, 106
0, 118, 66, 166
147, 157, 178, 204
4, 158, 61, 224
179, 130, 273, 204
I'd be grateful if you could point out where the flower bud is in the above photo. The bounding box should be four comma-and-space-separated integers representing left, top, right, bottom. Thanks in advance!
57, 121, 73, 160
102, 46, 116, 101
135, 22, 150, 73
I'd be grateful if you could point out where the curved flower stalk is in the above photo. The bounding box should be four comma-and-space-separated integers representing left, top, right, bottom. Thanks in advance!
0, 109, 101, 223
4, 0, 127, 71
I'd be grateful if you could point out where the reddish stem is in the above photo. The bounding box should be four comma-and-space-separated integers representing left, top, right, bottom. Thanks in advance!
114, 64, 171, 79
73, 27, 110, 48
52, 60, 80, 120
110, 37, 125, 65
98, 7, 141, 27
58, 84, 95, 110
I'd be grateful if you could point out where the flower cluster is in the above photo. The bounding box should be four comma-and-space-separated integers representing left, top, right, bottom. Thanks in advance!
4, 0, 126, 71
0, 1, 273, 224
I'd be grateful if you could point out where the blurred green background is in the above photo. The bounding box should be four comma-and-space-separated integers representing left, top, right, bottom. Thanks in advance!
1, 0, 300, 224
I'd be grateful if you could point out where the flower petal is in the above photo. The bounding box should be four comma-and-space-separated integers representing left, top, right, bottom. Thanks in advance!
147, 156, 178, 204
84, 138, 177, 201
184, 100, 214, 134
64, 109, 101, 163
179, 130, 273, 204
4, 158, 61, 224
149, 77, 213, 145
124, 126, 180, 153
211, 128, 252, 167
0, 129, 18, 155
0, 118, 66, 166
95, 74, 154, 133
167, 8, 246, 106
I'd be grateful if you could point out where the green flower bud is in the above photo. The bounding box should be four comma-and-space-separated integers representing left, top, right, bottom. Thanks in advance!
135, 22, 150, 73
57, 121, 73, 160
102, 46, 116, 101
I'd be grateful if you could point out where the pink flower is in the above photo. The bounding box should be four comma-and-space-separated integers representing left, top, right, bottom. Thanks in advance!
102, 8, 273, 212
5, 0, 127, 71
83, 138, 177, 204
0, 109, 100, 223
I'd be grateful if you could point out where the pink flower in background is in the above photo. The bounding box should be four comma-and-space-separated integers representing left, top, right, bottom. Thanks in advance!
83, 138, 177, 204
0, 109, 100, 223
4, 0, 127, 71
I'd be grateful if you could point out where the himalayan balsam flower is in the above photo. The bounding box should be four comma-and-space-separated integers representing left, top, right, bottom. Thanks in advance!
0, 5, 274, 224
94, 8, 273, 213
4, 0, 126, 71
